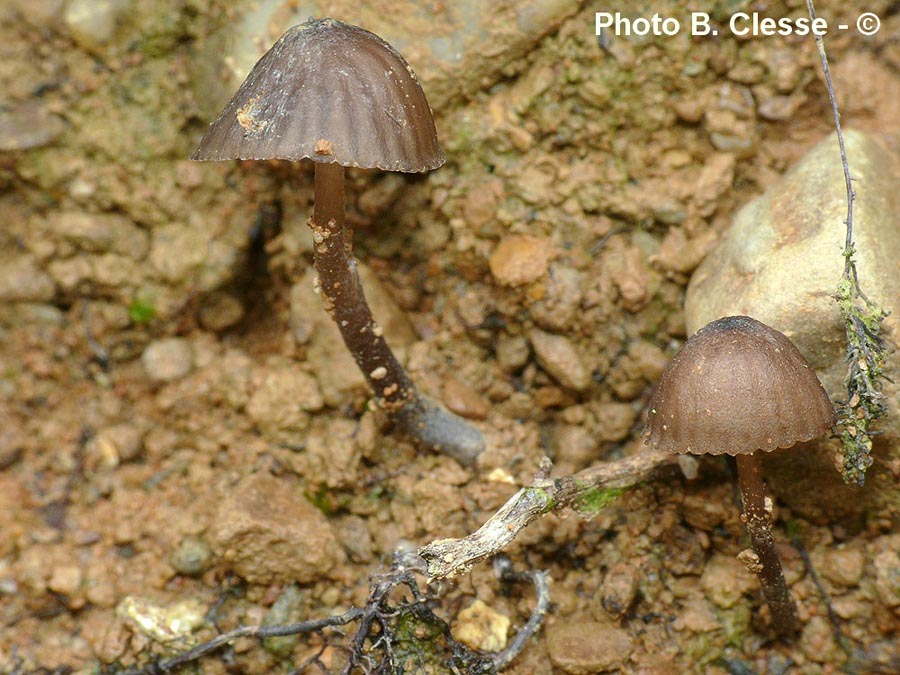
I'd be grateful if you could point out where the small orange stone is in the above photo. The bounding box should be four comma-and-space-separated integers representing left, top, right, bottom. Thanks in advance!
488, 235, 551, 287
442, 376, 488, 420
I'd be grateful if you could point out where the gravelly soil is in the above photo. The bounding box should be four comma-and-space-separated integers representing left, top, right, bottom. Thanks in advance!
1, 1, 898, 674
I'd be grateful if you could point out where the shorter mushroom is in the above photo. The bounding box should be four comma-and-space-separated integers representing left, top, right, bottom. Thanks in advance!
644, 315, 835, 640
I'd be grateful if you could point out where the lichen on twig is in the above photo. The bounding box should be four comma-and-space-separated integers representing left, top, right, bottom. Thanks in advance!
419, 450, 682, 580
834, 274, 888, 486
805, 0, 888, 486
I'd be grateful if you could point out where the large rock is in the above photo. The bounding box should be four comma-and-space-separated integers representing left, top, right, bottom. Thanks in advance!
192, 0, 583, 119
210, 473, 345, 585
685, 130, 900, 522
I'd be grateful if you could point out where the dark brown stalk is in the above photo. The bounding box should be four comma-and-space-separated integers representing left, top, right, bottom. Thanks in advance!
312, 162, 415, 406
735, 453, 799, 640
310, 162, 484, 465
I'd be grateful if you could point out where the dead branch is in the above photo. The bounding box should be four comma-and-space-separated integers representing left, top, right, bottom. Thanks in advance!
490, 557, 551, 672
116, 609, 365, 675
418, 450, 683, 579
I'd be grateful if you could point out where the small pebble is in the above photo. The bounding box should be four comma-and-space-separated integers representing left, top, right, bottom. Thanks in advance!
198, 292, 245, 332
546, 618, 633, 674
64, 0, 131, 52
700, 553, 757, 609
463, 179, 502, 229
50, 211, 149, 258
0, 101, 65, 151
830, 593, 868, 620
599, 561, 639, 619
48, 565, 82, 596
452, 599, 510, 652
553, 424, 595, 468
170, 536, 213, 576
333, 515, 374, 563
489, 235, 551, 287
246, 364, 323, 442
528, 328, 590, 391
821, 546, 866, 588
86, 424, 144, 469
693, 153, 736, 216
677, 456, 699, 480
117, 596, 207, 643
800, 615, 842, 664
495, 333, 530, 373
85, 576, 117, 608
142, 338, 193, 382
592, 401, 636, 442
674, 596, 720, 633
758, 93, 806, 121
681, 492, 728, 531
612, 245, 649, 312
528, 265, 584, 331
442, 376, 488, 420
0, 255, 56, 303
873, 548, 900, 607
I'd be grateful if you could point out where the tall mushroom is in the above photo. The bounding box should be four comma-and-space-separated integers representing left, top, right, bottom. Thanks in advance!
192, 18, 484, 464
644, 315, 835, 639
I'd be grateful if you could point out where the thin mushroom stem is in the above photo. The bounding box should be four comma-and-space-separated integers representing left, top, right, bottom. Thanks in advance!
312, 162, 415, 406
310, 161, 484, 465
735, 453, 800, 640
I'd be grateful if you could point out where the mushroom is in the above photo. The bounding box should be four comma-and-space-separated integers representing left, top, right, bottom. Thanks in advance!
192, 18, 484, 464
644, 315, 835, 639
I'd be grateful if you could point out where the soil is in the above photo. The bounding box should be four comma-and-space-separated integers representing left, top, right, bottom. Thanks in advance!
1, 1, 898, 674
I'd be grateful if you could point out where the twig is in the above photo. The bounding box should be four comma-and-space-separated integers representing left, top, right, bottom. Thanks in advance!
419, 450, 681, 579
41, 427, 91, 531
805, 0, 888, 486
490, 557, 551, 671
115, 610, 366, 675
791, 537, 852, 655
81, 301, 110, 371
805, 0, 855, 283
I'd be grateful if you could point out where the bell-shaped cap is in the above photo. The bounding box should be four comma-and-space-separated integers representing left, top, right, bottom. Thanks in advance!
644, 315, 835, 456
192, 18, 445, 172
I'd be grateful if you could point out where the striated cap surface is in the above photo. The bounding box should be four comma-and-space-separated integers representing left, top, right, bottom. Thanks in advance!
192, 18, 445, 172
644, 315, 835, 456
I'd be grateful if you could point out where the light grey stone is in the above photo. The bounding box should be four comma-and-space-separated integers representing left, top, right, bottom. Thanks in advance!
685, 130, 900, 520
0, 254, 56, 303
191, 0, 583, 119
142, 338, 193, 382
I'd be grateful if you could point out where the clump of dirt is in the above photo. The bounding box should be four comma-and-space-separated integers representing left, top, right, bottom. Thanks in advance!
1, 1, 899, 674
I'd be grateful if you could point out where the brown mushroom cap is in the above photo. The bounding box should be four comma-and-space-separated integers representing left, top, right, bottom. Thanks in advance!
191, 18, 445, 172
644, 315, 835, 456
